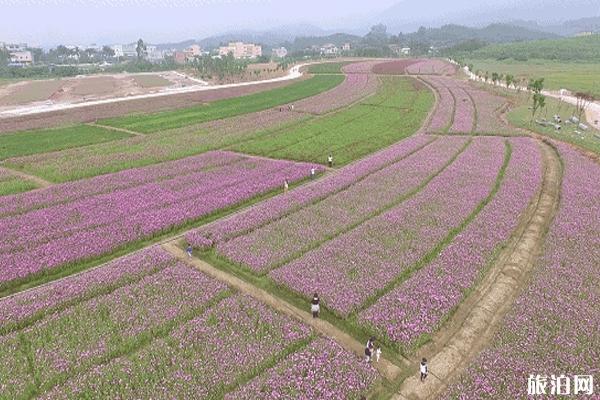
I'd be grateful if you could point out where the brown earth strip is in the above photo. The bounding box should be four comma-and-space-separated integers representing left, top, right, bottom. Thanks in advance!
85, 122, 145, 137
392, 139, 562, 400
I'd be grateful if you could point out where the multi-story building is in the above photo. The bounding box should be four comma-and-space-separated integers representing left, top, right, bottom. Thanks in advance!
9, 50, 33, 66
218, 42, 262, 59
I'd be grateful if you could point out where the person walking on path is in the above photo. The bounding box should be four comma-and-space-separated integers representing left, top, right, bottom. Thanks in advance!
186, 244, 193, 258
365, 336, 375, 363
311, 293, 320, 318
420, 358, 428, 382
375, 345, 382, 362
283, 179, 289, 194
327, 154, 333, 168
310, 167, 316, 180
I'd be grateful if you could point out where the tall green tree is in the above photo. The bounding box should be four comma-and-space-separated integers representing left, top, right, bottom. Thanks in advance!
528, 78, 545, 122
136, 39, 146, 61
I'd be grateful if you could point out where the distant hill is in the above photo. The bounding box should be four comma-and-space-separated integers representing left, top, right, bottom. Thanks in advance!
287, 33, 362, 52
403, 23, 558, 48
455, 34, 600, 62
509, 17, 600, 37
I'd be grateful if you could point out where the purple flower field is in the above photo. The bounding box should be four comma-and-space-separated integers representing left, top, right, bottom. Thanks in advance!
226, 337, 378, 400
0, 247, 174, 331
0, 247, 229, 398
449, 87, 475, 133
294, 73, 379, 114
0, 151, 320, 286
215, 136, 467, 272
0, 245, 380, 399
442, 143, 600, 399
270, 137, 506, 315
360, 137, 542, 350
186, 135, 434, 247
424, 78, 454, 132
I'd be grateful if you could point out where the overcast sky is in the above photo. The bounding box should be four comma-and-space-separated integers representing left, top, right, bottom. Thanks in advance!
1, 0, 598, 47
0, 0, 399, 46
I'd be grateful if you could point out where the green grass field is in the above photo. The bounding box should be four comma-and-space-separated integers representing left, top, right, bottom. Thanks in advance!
0, 172, 38, 196
99, 74, 344, 133
231, 76, 434, 165
467, 59, 600, 98
507, 94, 600, 155
0, 125, 131, 160
306, 62, 350, 74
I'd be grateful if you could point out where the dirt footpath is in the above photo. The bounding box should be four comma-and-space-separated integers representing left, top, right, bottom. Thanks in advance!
392, 140, 562, 400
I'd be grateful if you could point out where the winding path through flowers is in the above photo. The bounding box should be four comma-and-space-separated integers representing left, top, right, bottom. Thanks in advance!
392, 139, 562, 400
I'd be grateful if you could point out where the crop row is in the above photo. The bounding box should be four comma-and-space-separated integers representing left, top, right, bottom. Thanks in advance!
293, 72, 379, 114
215, 136, 468, 272
371, 59, 420, 75
405, 59, 457, 75
98, 74, 344, 133
5, 108, 310, 183
186, 135, 435, 248
423, 76, 508, 134
270, 136, 507, 316
443, 143, 600, 399
0, 247, 378, 399
0, 151, 320, 288
230, 76, 434, 165
360, 137, 542, 351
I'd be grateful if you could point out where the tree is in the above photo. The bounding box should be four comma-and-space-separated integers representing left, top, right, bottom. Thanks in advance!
491, 72, 499, 85
528, 78, 545, 122
102, 45, 115, 60
363, 24, 388, 47
505, 74, 514, 90
574, 91, 594, 124
136, 39, 147, 61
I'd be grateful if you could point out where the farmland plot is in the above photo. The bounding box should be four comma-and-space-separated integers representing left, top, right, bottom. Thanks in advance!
443, 143, 600, 399
0, 151, 320, 289
0, 168, 38, 196
360, 137, 543, 351
231, 76, 434, 165
215, 136, 468, 272
186, 135, 435, 247
0, 247, 378, 399
270, 137, 507, 315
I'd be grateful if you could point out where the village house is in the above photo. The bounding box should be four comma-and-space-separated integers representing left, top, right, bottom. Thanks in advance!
320, 43, 339, 56
218, 42, 262, 59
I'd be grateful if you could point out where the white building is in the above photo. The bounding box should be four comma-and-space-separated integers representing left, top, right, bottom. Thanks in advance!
218, 42, 262, 59
9, 50, 33, 65
320, 43, 339, 56
400, 47, 411, 55
342, 43, 351, 51
271, 47, 288, 58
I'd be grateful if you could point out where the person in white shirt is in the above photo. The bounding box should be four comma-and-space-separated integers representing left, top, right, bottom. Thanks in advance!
327, 154, 333, 168
283, 179, 289, 194
375, 346, 382, 362
310, 167, 316, 179
420, 358, 428, 382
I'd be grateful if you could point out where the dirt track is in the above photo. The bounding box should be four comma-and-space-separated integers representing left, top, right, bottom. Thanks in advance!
392, 139, 562, 400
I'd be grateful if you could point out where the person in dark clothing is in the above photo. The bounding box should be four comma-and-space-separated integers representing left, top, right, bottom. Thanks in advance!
365, 336, 375, 363
311, 293, 320, 318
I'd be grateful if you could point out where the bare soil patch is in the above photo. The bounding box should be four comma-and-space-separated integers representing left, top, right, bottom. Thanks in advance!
0, 80, 64, 106
132, 74, 172, 88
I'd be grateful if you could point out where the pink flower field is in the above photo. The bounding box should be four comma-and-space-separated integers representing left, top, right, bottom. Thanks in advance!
0, 246, 378, 399
214, 136, 467, 272
360, 137, 543, 350
270, 137, 506, 315
0, 151, 320, 287
442, 143, 600, 399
